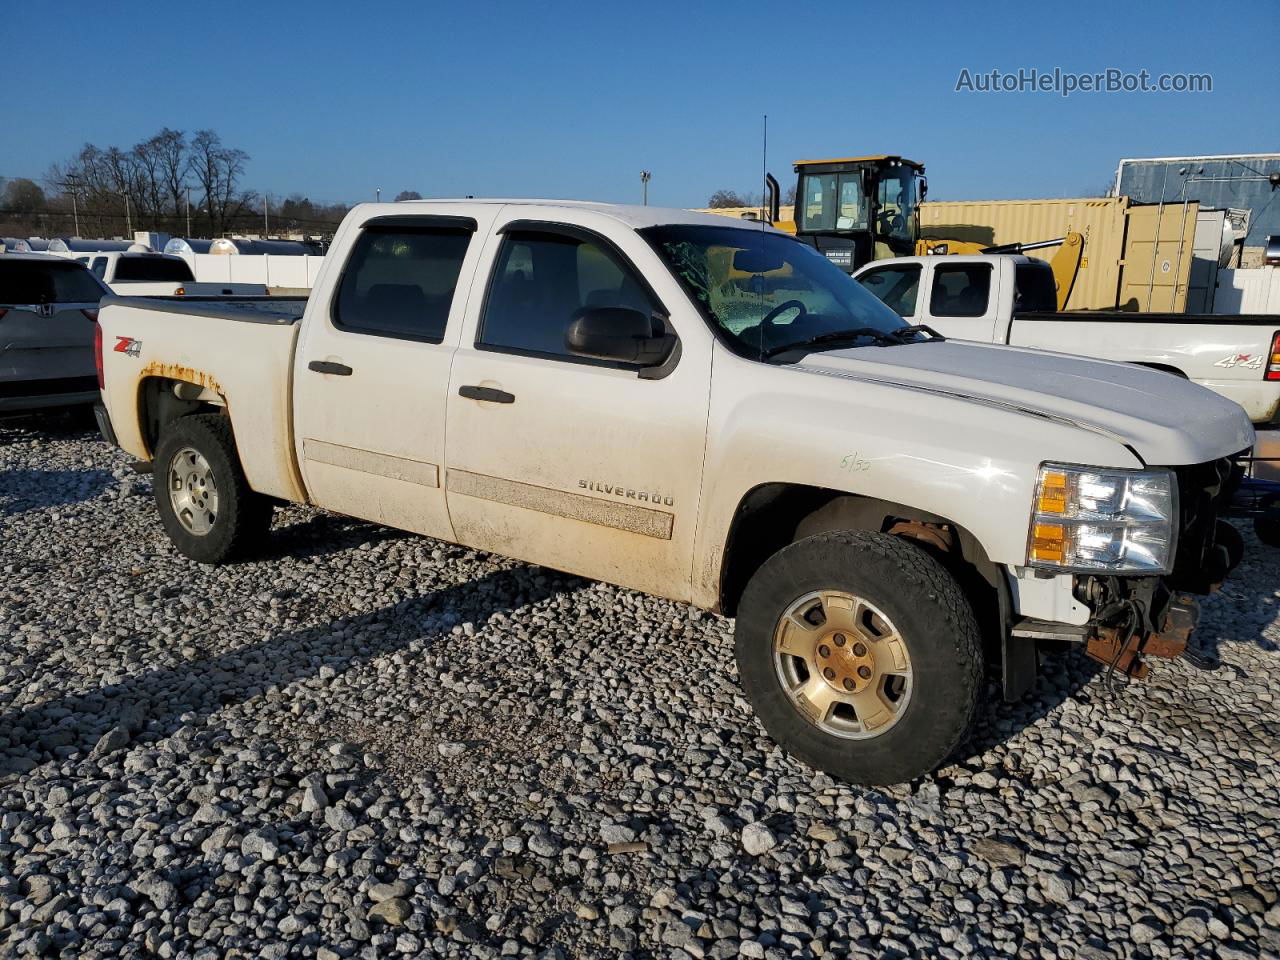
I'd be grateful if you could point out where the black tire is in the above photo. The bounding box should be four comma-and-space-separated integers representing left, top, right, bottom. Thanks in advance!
1256, 508, 1280, 548
152, 413, 272, 563
735, 530, 984, 785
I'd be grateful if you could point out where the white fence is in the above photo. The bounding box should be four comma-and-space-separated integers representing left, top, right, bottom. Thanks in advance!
1213, 268, 1280, 314
180, 253, 326, 289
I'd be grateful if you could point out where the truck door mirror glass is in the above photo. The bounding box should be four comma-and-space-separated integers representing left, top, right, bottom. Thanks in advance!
565, 306, 674, 366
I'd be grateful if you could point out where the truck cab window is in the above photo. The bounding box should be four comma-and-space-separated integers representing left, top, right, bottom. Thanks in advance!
799, 173, 867, 232
856, 264, 921, 317
929, 263, 991, 317
1014, 261, 1058, 312
479, 231, 655, 361
334, 227, 471, 342
91, 257, 108, 279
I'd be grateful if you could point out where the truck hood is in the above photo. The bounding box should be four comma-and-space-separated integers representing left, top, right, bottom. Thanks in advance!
798, 340, 1254, 465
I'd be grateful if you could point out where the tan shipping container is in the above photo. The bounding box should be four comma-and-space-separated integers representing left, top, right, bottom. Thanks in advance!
919, 196, 1198, 311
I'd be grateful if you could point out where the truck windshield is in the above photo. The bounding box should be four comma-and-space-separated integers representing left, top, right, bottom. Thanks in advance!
643, 224, 909, 358
797, 173, 868, 232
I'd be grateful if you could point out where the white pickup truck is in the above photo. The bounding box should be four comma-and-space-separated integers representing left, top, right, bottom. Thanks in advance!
72, 251, 268, 298
852, 253, 1280, 425
96, 200, 1254, 785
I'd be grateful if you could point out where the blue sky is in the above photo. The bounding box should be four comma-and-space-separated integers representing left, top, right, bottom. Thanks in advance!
1, 0, 1273, 208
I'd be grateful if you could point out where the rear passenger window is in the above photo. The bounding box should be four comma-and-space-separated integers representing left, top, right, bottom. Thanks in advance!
478, 231, 656, 360
1014, 261, 1058, 312
929, 264, 991, 318
91, 257, 108, 279
334, 227, 472, 342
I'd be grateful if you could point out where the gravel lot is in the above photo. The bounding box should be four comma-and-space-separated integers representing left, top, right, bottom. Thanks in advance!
1, 416, 1278, 960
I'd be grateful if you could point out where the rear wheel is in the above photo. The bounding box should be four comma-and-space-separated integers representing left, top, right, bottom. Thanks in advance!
153, 414, 272, 563
734, 530, 983, 785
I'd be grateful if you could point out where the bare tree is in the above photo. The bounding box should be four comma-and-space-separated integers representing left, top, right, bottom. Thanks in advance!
708, 189, 748, 208
153, 128, 188, 216
394, 190, 422, 202
188, 130, 256, 234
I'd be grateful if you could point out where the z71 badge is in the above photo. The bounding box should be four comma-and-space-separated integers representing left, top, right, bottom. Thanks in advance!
1214, 353, 1262, 370
113, 336, 142, 358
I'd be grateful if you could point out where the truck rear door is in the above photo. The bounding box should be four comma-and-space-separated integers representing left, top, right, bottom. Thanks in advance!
291, 213, 490, 542
442, 214, 711, 602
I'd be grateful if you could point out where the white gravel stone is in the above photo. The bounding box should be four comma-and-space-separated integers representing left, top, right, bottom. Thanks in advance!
0, 419, 1277, 959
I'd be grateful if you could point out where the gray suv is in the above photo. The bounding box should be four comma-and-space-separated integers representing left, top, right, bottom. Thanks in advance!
0, 254, 109, 413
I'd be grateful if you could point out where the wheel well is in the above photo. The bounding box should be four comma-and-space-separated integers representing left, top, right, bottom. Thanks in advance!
718, 484, 1010, 668
137, 376, 225, 456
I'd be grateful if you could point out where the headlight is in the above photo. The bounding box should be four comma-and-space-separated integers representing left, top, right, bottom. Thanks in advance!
1027, 463, 1178, 574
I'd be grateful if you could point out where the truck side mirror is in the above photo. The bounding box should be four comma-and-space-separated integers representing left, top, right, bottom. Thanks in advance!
565, 307, 675, 366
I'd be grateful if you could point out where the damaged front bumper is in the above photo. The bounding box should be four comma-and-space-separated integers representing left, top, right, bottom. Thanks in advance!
1006, 451, 1247, 696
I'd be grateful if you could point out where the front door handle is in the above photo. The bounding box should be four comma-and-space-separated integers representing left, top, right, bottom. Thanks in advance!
308, 360, 353, 376
458, 385, 515, 404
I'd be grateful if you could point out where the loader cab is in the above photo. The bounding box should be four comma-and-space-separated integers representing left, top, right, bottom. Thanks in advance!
791, 156, 926, 273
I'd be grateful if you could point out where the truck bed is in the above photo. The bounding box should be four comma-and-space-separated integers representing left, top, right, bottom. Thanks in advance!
97, 294, 310, 503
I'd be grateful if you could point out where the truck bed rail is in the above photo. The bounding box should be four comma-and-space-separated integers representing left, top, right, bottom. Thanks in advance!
98, 294, 307, 325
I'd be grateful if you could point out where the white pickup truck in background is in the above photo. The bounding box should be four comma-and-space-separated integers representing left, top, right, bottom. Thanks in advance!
96, 200, 1254, 785
73, 250, 268, 298
853, 254, 1280, 426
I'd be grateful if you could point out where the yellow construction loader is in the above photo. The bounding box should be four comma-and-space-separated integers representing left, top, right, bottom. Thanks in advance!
764, 155, 927, 270
759, 155, 1083, 309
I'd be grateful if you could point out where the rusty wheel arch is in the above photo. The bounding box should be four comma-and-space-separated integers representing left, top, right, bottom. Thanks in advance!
136, 373, 228, 458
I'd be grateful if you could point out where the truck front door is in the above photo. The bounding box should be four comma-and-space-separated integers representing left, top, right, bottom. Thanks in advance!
292, 214, 488, 541
919, 261, 999, 342
443, 217, 711, 602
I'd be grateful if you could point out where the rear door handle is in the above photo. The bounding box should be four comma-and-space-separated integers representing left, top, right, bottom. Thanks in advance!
308, 360, 353, 376
458, 385, 515, 404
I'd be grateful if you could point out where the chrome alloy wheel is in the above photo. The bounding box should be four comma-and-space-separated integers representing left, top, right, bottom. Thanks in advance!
168, 446, 219, 536
772, 590, 914, 739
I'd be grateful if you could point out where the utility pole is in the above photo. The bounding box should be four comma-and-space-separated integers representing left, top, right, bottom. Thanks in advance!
59, 177, 81, 236
264, 193, 270, 236
123, 192, 132, 239
640, 170, 651, 205
185, 186, 192, 236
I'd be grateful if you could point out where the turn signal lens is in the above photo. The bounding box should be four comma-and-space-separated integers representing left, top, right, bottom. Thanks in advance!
1029, 522, 1066, 565
1036, 471, 1069, 514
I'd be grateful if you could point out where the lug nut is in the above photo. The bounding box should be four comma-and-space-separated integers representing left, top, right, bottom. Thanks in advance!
823, 667, 836, 681
818, 644, 831, 658
853, 642, 867, 657
857, 665, 873, 680
833, 633, 846, 646
842, 678, 855, 691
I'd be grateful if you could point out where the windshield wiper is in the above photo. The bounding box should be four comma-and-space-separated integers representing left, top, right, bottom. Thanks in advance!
762, 324, 945, 359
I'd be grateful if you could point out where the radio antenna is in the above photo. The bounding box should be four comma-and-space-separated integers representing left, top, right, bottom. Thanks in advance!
758, 114, 768, 360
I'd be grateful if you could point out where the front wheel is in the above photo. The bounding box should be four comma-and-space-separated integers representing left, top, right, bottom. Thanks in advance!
152, 413, 272, 563
734, 530, 984, 785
